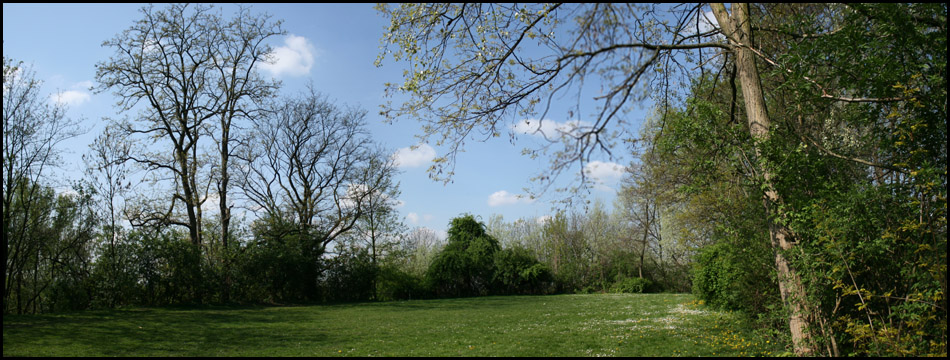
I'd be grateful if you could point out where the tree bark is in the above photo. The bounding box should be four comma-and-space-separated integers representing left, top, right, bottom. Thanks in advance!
711, 3, 815, 355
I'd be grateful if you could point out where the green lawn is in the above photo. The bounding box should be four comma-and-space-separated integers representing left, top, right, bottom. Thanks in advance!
3, 293, 784, 357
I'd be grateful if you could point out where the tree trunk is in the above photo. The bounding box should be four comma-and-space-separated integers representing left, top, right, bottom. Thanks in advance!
219, 124, 232, 303
711, 3, 815, 355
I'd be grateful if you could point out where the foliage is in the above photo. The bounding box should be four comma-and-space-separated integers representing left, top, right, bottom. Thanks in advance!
3, 56, 82, 314
320, 244, 377, 302
610, 277, 655, 294
426, 215, 500, 297
649, 4, 948, 356
486, 204, 683, 295
235, 215, 324, 303
492, 246, 553, 295
692, 241, 774, 313
375, 262, 429, 301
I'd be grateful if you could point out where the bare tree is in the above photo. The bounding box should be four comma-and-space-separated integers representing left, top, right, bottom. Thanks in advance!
240, 87, 399, 259
207, 5, 283, 253
83, 122, 132, 306
95, 4, 282, 251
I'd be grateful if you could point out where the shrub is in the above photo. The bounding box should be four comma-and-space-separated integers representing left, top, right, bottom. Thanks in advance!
375, 263, 429, 301
492, 246, 553, 295
321, 245, 376, 302
426, 215, 500, 297
691, 238, 776, 313
610, 277, 655, 294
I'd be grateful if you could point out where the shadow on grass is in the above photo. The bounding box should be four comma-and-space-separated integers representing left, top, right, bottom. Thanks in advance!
4, 306, 330, 356
4, 294, 582, 356
340, 294, 549, 311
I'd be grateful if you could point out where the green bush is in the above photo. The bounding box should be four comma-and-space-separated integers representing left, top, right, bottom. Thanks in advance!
691, 237, 776, 314
492, 246, 553, 295
426, 215, 500, 297
321, 244, 377, 302
610, 277, 655, 294
691, 242, 743, 310
375, 263, 429, 301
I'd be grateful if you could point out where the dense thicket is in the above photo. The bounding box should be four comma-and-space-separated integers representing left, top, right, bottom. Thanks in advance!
644, 4, 947, 356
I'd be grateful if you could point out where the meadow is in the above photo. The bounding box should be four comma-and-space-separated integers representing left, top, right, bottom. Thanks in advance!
3, 293, 785, 357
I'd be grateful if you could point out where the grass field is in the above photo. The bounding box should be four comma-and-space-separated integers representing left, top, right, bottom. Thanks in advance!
3, 293, 785, 357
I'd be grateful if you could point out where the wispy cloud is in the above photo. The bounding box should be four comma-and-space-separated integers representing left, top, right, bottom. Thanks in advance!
406, 212, 433, 225
52, 90, 90, 106
583, 160, 626, 192
535, 215, 552, 225
260, 34, 316, 77
393, 143, 436, 168
488, 190, 535, 207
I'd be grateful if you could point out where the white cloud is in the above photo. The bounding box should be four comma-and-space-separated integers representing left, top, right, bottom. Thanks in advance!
512, 118, 591, 139
406, 212, 433, 225
52, 90, 90, 106
583, 161, 626, 191
393, 143, 436, 168
74, 80, 95, 89
260, 34, 316, 77
50, 81, 94, 107
535, 215, 552, 225
488, 190, 535, 207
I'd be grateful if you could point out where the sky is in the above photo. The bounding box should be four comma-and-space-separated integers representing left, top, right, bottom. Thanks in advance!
3, 3, 646, 238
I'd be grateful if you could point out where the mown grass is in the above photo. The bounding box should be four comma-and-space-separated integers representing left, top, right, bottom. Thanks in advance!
3, 293, 785, 357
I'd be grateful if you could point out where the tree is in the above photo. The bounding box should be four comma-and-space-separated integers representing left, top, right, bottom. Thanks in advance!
3, 56, 81, 313
83, 123, 132, 307
95, 4, 282, 250
346, 161, 404, 300
206, 5, 283, 254
426, 215, 500, 297
401, 226, 445, 277
240, 87, 398, 265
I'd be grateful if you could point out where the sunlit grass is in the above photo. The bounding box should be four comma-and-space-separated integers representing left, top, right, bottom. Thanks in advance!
3, 293, 785, 357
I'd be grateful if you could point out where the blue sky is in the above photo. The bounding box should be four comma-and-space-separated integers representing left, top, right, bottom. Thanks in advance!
3, 3, 642, 237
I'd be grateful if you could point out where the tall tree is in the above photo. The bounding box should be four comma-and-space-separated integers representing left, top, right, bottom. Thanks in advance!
3, 56, 80, 313
207, 5, 283, 254
83, 123, 132, 307
95, 4, 282, 250
708, 3, 813, 353
347, 160, 403, 299
240, 87, 399, 262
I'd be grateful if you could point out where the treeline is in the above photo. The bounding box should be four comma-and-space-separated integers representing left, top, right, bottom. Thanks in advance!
3, 4, 408, 313
486, 199, 692, 295
3, 3, 668, 314
3, 53, 406, 311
